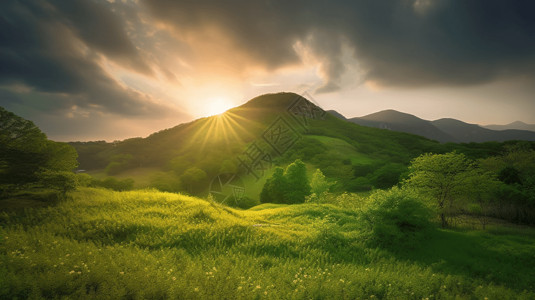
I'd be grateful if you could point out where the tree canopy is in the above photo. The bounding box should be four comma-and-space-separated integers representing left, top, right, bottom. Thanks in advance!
404, 152, 498, 227
260, 159, 311, 204
0, 107, 78, 191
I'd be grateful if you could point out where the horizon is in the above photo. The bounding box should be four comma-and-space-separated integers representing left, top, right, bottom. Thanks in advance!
1, 1, 535, 142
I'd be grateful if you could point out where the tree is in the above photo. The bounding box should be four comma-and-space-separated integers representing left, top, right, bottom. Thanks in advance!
310, 169, 335, 196
284, 159, 311, 204
260, 159, 312, 204
1, 107, 78, 190
44, 141, 79, 172
38, 170, 78, 198
260, 167, 287, 204
404, 152, 477, 228
1, 107, 48, 184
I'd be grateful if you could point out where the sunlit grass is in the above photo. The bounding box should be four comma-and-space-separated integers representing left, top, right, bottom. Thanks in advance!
1, 188, 534, 299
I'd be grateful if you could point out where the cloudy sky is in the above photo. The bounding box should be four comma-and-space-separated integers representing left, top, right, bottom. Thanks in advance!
1, 0, 535, 141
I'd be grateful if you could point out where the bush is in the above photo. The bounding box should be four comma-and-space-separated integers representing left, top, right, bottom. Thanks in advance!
359, 187, 432, 249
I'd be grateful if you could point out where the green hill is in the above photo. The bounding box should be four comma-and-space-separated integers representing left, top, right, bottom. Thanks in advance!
1, 187, 534, 299
70, 93, 523, 198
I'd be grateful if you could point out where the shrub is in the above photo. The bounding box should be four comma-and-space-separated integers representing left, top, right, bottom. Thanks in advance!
359, 187, 432, 249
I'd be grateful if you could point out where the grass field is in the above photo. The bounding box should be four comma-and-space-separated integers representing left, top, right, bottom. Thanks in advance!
1, 188, 534, 299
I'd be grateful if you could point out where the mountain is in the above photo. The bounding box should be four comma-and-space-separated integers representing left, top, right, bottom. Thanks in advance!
432, 118, 535, 143
349, 110, 457, 143
327, 110, 347, 120
72, 93, 531, 199
484, 121, 535, 132
72, 93, 449, 197
348, 109, 535, 144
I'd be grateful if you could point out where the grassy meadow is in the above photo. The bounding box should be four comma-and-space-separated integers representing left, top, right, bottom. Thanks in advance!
1, 188, 534, 299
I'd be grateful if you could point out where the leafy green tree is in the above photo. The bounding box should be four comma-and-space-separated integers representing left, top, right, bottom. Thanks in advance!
1, 107, 48, 184
284, 159, 311, 204
180, 167, 207, 195
404, 152, 478, 227
38, 170, 78, 198
310, 168, 335, 196
261, 159, 311, 204
44, 141, 79, 172
1, 107, 78, 191
260, 167, 287, 204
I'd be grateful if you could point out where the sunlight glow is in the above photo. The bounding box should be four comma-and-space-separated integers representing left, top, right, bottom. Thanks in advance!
204, 97, 235, 117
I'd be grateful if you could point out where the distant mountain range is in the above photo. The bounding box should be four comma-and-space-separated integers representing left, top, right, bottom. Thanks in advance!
340, 109, 535, 143
483, 121, 535, 132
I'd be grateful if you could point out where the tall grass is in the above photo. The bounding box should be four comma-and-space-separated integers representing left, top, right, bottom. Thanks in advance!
1, 188, 534, 299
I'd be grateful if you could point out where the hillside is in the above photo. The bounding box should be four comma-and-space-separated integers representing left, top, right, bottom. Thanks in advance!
1, 187, 534, 299
71, 93, 449, 196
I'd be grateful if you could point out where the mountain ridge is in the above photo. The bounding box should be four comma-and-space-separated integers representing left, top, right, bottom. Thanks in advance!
348, 109, 535, 143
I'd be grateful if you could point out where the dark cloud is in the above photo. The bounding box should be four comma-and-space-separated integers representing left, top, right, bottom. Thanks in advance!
143, 0, 535, 91
0, 0, 178, 118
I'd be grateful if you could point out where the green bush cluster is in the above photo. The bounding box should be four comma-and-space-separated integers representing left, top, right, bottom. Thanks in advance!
359, 188, 433, 249
260, 159, 310, 204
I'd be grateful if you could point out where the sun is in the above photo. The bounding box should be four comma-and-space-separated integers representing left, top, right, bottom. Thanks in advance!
205, 97, 234, 116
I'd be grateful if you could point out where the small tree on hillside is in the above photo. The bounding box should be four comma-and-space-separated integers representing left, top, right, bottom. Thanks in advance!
260, 167, 287, 204
404, 152, 478, 228
310, 169, 335, 196
284, 159, 311, 204
260, 159, 311, 204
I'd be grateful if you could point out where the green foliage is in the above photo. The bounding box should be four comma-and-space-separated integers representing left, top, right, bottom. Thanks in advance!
75, 173, 93, 187
368, 163, 407, 189
149, 171, 183, 193
310, 169, 335, 196
260, 159, 311, 204
360, 188, 433, 249
180, 167, 208, 195
260, 167, 287, 204
0, 107, 78, 195
43, 141, 79, 172
405, 152, 491, 227
1, 188, 534, 299
38, 170, 78, 197
284, 159, 311, 204
479, 146, 535, 224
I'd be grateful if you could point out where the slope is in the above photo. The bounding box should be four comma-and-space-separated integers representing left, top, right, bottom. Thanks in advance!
1, 187, 534, 299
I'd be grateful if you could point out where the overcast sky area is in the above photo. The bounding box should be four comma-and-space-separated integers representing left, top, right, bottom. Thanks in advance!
1, 0, 535, 141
